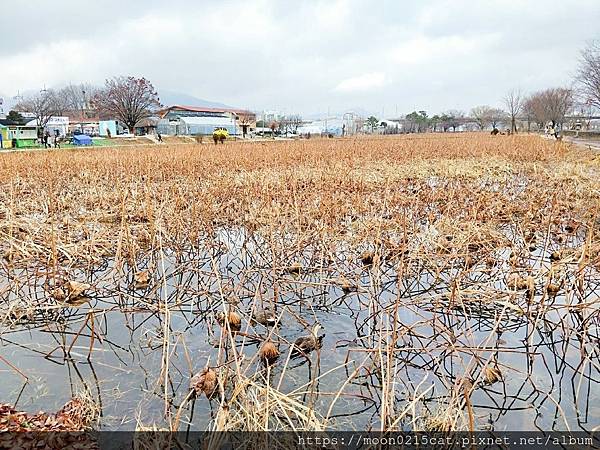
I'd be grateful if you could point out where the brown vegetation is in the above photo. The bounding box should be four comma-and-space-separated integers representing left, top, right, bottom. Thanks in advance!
0, 133, 598, 432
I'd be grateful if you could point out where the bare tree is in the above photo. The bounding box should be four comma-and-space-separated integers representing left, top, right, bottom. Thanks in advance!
402, 113, 417, 133
523, 94, 546, 130
471, 105, 490, 130
488, 108, 506, 130
444, 110, 465, 132
236, 112, 255, 137
523, 88, 574, 130
15, 89, 62, 129
470, 105, 494, 130
277, 117, 287, 134
57, 83, 99, 115
439, 113, 451, 132
522, 96, 536, 131
577, 40, 600, 110
278, 114, 303, 134
56, 83, 101, 133
92, 76, 161, 133
541, 88, 573, 128
287, 114, 302, 133
503, 89, 522, 133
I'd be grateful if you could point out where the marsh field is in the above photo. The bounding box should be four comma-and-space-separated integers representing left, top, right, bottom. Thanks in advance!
0, 134, 599, 433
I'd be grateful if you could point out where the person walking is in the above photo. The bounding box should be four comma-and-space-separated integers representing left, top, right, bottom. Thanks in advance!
43, 131, 50, 149
157, 132, 163, 143
53, 130, 60, 149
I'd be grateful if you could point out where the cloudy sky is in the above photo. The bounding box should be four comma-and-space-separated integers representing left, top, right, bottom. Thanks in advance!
1, 0, 599, 117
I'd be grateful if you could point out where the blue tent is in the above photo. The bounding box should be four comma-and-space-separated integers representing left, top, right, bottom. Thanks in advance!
73, 135, 93, 146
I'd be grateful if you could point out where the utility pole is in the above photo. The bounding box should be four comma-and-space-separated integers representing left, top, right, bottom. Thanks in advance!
81, 88, 86, 134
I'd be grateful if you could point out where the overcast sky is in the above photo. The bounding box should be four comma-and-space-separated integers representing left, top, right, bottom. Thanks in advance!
1, 0, 599, 117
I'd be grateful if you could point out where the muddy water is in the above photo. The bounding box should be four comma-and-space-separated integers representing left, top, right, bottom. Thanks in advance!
1, 227, 599, 432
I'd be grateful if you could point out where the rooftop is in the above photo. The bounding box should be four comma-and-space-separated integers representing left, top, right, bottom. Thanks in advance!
179, 116, 235, 126
158, 105, 255, 118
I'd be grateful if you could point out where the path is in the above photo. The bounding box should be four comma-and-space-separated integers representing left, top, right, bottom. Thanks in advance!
564, 136, 600, 151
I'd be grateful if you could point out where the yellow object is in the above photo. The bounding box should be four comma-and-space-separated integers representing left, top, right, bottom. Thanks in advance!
213, 128, 229, 139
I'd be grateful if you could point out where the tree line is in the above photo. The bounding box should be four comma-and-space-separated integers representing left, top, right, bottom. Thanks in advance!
12, 76, 160, 134
372, 41, 600, 134
7, 40, 600, 136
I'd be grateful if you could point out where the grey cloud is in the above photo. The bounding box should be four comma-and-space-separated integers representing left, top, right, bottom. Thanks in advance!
0, 0, 598, 116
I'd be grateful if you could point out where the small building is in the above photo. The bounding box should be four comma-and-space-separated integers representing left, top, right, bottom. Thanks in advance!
25, 116, 69, 137
157, 105, 256, 136
0, 119, 38, 148
134, 117, 159, 136
47, 117, 69, 137
254, 126, 274, 136
297, 118, 345, 137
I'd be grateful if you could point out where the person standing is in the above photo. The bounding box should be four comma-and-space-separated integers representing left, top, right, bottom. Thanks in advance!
44, 130, 50, 149
53, 130, 60, 149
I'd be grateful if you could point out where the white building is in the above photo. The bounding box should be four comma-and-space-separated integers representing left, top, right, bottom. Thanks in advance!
297, 118, 347, 136
26, 116, 69, 136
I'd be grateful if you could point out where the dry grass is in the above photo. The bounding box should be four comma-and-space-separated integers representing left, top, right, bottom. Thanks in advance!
1, 133, 599, 432
0, 133, 597, 268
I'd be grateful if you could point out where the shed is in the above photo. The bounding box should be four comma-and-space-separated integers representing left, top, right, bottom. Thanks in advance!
0, 122, 39, 148
134, 117, 159, 136
73, 135, 93, 146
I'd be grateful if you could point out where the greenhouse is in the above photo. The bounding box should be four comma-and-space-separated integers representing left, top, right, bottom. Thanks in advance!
156, 116, 236, 136
297, 118, 345, 136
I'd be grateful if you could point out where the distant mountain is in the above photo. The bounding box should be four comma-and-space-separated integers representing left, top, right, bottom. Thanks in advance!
158, 89, 233, 109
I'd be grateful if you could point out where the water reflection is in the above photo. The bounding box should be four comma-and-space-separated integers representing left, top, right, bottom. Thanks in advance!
1, 224, 599, 432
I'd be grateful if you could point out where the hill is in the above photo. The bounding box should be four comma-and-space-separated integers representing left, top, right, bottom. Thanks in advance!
158, 89, 233, 109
